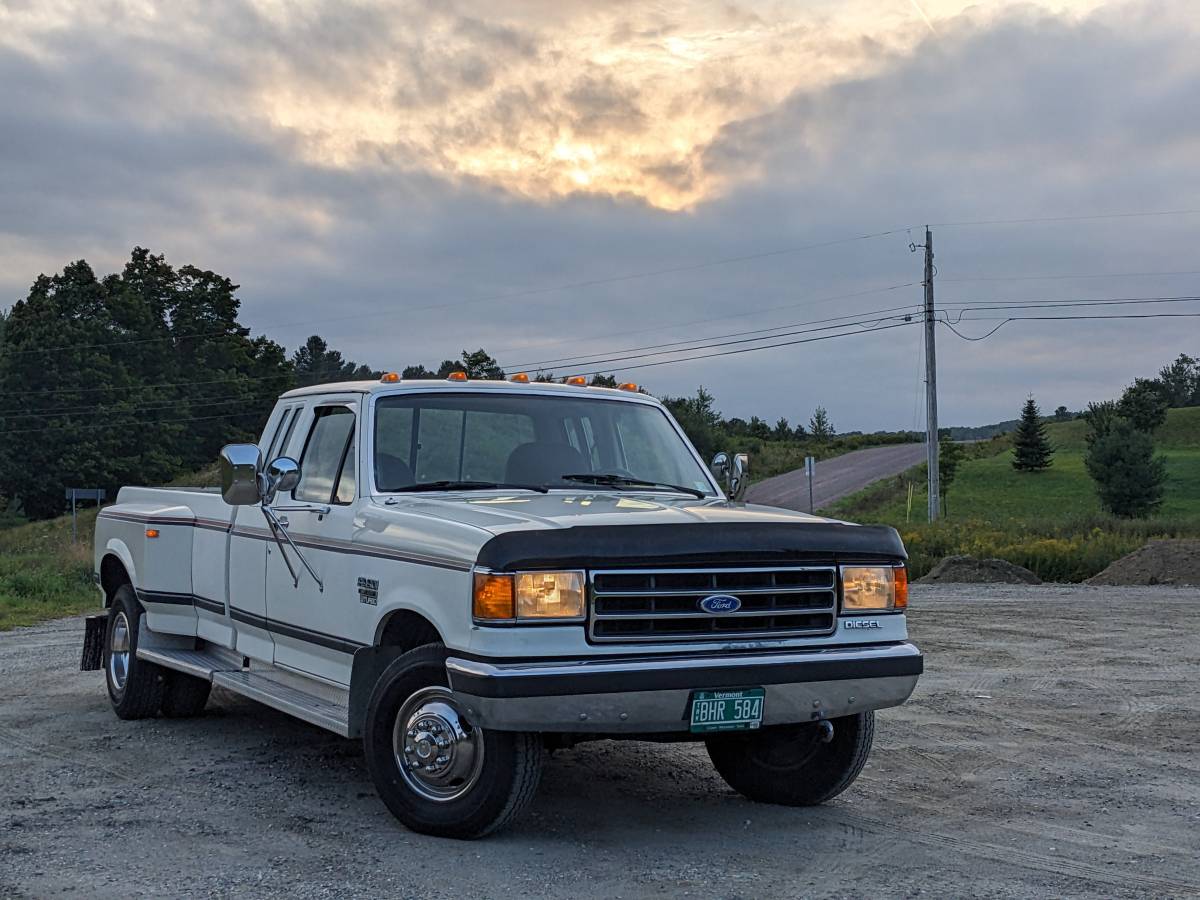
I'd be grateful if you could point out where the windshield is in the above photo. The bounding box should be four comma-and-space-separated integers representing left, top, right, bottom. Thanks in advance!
373, 392, 716, 496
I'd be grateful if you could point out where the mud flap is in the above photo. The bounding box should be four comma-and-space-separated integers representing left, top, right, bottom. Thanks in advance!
80, 613, 107, 671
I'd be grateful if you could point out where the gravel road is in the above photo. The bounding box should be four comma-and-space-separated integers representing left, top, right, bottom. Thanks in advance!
3, 585, 1199, 899
746, 443, 926, 512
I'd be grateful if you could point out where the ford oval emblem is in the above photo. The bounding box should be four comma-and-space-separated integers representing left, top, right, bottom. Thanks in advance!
699, 594, 742, 614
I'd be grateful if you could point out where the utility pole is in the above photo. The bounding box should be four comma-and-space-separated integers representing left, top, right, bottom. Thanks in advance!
922, 226, 940, 521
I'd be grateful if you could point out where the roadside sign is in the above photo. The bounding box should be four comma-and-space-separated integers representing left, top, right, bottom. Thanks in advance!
66, 487, 106, 543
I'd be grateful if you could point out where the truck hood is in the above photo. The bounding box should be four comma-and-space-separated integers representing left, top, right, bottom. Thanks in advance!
367, 493, 905, 570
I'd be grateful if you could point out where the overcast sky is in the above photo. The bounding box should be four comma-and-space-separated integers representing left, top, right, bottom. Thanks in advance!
2, 0, 1198, 430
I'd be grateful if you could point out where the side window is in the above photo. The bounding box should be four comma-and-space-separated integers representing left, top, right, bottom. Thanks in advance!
294, 407, 357, 504
275, 407, 301, 459
265, 406, 296, 461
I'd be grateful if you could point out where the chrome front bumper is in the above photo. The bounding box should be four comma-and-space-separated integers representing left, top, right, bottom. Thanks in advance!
446, 642, 922, 733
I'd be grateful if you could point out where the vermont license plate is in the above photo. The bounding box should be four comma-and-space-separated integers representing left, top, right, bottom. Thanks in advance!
689, 688, 765, 733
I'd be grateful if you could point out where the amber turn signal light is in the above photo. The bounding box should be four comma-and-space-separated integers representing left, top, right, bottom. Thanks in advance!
145, 528, 160, 539
473, 573, 515, 620
894, 565, 909, 610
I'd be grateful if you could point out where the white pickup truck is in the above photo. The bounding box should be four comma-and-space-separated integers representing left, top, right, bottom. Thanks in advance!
81, 373, 921, 838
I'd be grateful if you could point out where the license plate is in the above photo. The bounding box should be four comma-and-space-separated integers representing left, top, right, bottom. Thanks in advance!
689, 688, 765, 733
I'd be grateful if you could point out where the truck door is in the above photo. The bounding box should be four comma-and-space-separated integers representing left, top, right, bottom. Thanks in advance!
265, 399, 361, 685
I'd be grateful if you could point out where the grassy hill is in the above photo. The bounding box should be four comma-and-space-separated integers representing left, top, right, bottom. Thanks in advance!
0, 507, 99, 630
824, 407, 1200, 581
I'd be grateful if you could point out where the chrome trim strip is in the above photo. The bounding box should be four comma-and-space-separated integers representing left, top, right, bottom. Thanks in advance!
447, 642, 919, 680
453, 671, 920, 733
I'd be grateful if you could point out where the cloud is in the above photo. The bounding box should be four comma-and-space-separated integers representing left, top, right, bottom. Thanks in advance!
1, 0, 1198, 433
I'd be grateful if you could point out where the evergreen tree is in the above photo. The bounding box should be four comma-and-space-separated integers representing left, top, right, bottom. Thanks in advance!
293, 335, 379, 386
589, 374, 618, 388
773, 417, 791, 440
809, 406, 834, 442
1084, 418, 1166, 517
1011, 394, 1053, 472
938, 435, 965, 516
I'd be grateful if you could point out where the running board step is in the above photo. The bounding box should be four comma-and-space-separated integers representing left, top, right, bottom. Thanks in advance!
137, 647, 350, 737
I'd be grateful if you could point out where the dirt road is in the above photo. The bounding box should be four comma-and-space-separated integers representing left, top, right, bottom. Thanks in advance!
746, 443, 926, 512
3, 585, 1199, 898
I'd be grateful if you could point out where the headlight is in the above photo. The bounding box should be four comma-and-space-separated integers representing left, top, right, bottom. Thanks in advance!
473, 571, 586, 622
840, 565, 908, 612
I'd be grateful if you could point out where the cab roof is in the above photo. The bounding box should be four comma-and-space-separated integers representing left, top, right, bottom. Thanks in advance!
279, 377, 661, 404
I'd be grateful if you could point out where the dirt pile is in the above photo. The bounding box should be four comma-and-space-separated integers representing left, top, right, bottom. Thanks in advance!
917, 555, 1042, 584
1086, 539, 1200, 586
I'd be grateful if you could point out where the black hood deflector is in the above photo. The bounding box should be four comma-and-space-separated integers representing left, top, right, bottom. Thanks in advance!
476, 522, 906, 571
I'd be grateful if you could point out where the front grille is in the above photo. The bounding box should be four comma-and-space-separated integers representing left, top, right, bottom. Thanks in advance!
589, 566, 838, 643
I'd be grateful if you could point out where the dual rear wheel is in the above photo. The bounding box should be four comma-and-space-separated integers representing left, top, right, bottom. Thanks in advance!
104, 584, 211, 720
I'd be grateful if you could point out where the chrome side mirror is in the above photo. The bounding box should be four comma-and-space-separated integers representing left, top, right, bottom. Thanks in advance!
219, 444, 263, 506
264, 456, 301, 503
729, 452, 750, 501
710, 451, 730, 488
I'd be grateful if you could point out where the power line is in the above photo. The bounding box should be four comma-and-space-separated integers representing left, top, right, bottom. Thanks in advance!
940, 268, 1200, 284
939, 295, 1200, 322
2, 227, 914, 359
490, 279, 920, 361
0, 395, 264, 422
1, 409, 266, 437
940, 310, 1200, 341
569, 320, 919, 378
504, 311, 921, 373
930, 208, 1200, 228
502, 302, 924, 372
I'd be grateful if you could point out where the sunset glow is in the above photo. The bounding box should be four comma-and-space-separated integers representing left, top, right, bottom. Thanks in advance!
0, 0, 1109, 211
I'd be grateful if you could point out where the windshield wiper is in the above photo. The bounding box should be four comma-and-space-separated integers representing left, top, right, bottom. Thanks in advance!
560, 473, 706, 499
391, 480, 549, 494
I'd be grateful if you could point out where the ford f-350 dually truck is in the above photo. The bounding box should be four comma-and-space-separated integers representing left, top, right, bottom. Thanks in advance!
82, 373, 922, 838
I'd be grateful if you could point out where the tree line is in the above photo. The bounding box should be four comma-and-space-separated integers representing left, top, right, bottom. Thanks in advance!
1, 249, 872, 520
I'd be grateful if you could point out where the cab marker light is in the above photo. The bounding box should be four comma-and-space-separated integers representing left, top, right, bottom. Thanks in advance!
510, 372, 530, 383
380, 372, 401, 383
618, 382, 639, 392
566, 376, 587, 385
447, 371, 468, 382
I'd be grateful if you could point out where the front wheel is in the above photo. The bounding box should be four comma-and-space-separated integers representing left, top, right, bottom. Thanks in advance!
363, 645, 543, 839
706, 711, 875, 806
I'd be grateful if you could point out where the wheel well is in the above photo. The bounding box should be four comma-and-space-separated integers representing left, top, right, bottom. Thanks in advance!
99, 555, 132, 607
375, 610, 442, 652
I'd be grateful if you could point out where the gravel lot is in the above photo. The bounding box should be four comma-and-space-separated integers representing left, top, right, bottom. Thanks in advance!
3, 584, 1199, 899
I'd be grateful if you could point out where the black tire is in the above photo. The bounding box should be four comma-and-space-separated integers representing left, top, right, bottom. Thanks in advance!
363, 644, 543, 839
706, 711, 875, 806
104, 584, 165, 720
160, 671, 212, 718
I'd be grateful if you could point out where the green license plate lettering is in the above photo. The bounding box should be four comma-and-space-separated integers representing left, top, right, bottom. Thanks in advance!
689, 688, 765, 733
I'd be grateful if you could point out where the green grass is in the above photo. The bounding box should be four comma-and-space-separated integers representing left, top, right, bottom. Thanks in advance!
823, 407, 1200, 582
0, 507, 99, 630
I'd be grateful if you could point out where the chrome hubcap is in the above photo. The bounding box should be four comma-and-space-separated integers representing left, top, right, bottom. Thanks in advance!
108, 611, 131, 693
393, 686, 484, 803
